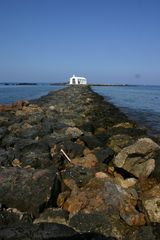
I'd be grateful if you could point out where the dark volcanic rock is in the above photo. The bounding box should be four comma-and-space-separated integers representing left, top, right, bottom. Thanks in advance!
0, 167, 60, 216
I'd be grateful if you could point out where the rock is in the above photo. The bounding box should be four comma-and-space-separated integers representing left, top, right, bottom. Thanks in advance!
0, 148, 14, 167
65, 127, 83, 138
112, 122, 134, 129
142, 184, 160, 222
0, 126, 8, 140
51, 140, 84, 160
0, 208, 33, 225
15, 141, 52, 168
80, 135, 103, 149
71, 153, 98, 168
108, 134, 135, 153
69, 211, 133, 240
81, 122, 95, 133
62, 177, 145, 228
94, 127, 107, 134
114, 173, 137, 188
124, 225, 157, 240
0, 223, 78, 240
33, 208, 69, 225
0, 167, 61, 216
113, 138, 160, 178
94, 147, 115, 164
60, 165, 96, 188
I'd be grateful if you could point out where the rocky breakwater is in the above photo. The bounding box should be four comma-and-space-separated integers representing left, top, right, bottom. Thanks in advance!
0, 85, 160, 240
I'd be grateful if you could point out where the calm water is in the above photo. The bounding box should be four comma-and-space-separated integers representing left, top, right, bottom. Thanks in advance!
92, 85, 160, 135
0, 84, 64, 104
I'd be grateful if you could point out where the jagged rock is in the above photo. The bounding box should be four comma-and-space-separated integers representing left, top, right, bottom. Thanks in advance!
113, 138, 160, 178
0, 167, 61, 216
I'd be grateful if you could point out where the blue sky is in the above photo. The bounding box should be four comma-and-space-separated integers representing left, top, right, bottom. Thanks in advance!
0, 0, 160, 84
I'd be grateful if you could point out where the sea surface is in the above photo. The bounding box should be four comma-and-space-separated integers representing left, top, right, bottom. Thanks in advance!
0, 83, 160, 135
0, 83, 64, 104
92, 85, 160, 135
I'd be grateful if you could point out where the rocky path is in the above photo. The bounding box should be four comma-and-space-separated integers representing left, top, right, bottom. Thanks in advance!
0, 85, 160, 240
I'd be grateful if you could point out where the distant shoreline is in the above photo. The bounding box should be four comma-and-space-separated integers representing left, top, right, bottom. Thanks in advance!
0, 82, 129, 87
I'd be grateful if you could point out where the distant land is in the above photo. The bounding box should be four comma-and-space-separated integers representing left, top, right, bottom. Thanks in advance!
0, 82, 129, 87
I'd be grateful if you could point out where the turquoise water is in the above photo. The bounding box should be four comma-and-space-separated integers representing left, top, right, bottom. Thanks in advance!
92, 85, 160, 135
0, 84, 64, 104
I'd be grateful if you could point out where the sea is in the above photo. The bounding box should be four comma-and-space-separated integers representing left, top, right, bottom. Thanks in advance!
0, 83, 160, 135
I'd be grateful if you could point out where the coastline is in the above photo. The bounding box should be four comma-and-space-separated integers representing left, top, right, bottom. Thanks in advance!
0, 85, 160, 239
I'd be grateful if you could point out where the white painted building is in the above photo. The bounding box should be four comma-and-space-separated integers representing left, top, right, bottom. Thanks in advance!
69, 75, 87, 85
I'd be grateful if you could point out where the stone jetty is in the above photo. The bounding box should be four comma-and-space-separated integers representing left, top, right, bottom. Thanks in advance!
0, 85, 160, 240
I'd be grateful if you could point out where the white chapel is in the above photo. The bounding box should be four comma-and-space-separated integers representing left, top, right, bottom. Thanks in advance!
69, 75, 87, 85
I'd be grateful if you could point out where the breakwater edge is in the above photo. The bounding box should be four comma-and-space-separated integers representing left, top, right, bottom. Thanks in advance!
0, 85, 160, 240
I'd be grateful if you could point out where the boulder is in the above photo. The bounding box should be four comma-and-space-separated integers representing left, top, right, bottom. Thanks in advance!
113, 138, 160, 178
0, 167, 61, 216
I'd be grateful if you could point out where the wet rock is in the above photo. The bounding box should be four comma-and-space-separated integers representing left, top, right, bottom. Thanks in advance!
113, 138, 160, 178
0, 167, 60, 216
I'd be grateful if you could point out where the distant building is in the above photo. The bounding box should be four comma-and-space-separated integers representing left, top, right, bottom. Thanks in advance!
69, 75, 87, 85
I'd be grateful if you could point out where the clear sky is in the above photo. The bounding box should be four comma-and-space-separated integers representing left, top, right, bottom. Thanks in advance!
0, 0, 160, 84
